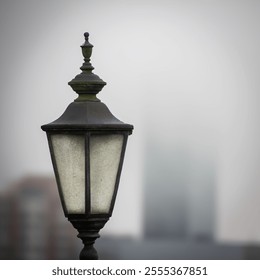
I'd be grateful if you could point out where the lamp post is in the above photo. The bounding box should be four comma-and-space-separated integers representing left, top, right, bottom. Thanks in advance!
41, 32, 133, 260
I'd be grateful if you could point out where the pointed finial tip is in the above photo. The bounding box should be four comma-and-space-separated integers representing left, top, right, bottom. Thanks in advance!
84, 32, 89, 39
81, 32, 93, 50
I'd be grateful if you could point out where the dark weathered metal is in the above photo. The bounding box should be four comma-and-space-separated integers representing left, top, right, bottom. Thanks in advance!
68, 32, 106, 102
41, 32, 133, 260
41, 101, 133, 131
70, 217, 109, 260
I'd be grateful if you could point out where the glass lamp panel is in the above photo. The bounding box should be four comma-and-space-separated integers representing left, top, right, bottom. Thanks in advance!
51, 134, 85, 214
90, 134, 124, 214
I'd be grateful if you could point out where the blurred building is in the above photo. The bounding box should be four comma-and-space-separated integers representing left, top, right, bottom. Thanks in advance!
144, 140, 215, 241
0, 191, 10, 259
0, 176, 79, 259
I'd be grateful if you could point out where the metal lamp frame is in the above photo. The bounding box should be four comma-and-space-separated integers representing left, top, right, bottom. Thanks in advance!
41, 32, 133, 259
46, 130, 129, 218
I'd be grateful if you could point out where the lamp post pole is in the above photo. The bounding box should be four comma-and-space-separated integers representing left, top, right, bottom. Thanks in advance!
42, 32, 133, 260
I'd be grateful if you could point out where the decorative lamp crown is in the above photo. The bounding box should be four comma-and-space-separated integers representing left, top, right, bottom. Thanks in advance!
68, 32, 106, 101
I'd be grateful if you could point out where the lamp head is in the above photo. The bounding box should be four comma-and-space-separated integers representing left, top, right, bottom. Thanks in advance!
41, 32, 133, 260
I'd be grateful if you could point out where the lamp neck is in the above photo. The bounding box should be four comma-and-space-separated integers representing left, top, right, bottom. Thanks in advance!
69, 216, 109, 260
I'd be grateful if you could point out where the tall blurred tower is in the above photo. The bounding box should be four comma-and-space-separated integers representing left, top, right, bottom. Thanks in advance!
144, 139, 215, 241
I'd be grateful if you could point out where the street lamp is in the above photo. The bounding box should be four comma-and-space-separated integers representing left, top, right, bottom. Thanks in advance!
41, 32, 133, 260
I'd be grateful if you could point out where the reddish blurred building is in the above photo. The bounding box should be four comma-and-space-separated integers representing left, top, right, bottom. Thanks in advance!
0, 176, 79, 259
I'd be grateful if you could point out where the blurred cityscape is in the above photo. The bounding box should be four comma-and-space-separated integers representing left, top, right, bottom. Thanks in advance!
0, 176, 260, 260
0, 176, 79, 259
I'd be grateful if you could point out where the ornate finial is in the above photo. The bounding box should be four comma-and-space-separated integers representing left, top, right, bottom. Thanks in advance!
81, 32, 93, 63
68, 32, 106, 102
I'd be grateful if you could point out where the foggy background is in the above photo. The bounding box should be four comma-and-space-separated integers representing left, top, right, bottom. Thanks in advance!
1, 0, 260, 259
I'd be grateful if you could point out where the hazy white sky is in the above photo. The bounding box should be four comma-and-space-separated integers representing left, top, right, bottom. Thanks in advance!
0, 0, 260, 242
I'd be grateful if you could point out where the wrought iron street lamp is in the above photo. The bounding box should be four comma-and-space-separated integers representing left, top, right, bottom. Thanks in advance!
41, 32, 133, 260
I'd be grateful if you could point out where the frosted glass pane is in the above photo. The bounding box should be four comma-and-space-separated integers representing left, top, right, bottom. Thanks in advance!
51, 134, 85, 214
90, 135, 123, 214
